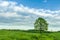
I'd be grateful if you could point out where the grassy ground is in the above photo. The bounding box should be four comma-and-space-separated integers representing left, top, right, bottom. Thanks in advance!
0, 30, 60, 40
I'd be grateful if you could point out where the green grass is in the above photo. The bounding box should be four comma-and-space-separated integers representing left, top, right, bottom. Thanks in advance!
0, 30, 60, 40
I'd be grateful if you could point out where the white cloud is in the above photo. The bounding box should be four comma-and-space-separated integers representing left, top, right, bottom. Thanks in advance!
0, 1, 60, 18
0, 12, 20, 18
55, 16, 60, 19
13, 5, 56, 17
0, 1, 60, 31
0, 1, 9, 7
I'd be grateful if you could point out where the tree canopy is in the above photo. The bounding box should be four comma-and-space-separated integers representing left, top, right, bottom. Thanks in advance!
34, 17, 48, 31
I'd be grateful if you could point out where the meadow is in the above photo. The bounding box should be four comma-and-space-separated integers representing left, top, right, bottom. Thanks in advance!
0, 29, 60, 40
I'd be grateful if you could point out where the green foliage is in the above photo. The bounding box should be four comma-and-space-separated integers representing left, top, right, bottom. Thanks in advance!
0, 30, 60, 40
34, 17, 48, 31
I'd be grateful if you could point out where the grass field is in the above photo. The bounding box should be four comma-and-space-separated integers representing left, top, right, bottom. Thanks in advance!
0, 30, 60, 40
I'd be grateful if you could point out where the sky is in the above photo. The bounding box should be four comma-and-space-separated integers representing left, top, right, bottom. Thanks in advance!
0, 0, 60, 31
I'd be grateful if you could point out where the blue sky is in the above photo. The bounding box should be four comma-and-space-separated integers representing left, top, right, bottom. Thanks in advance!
8, 0, 60, 10
0, 0, 60, 31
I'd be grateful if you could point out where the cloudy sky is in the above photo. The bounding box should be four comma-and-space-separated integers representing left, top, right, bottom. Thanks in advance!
0, 0, 60, 31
